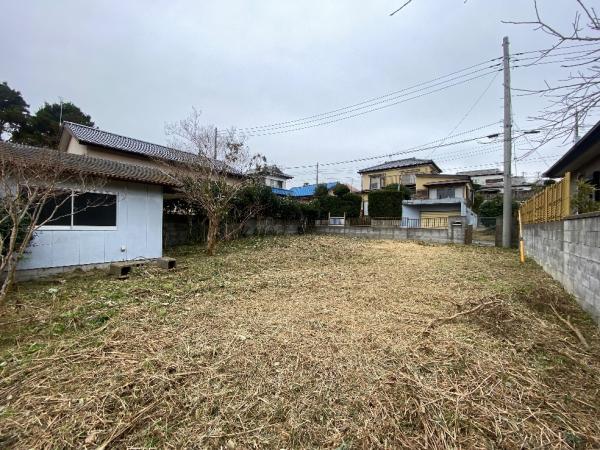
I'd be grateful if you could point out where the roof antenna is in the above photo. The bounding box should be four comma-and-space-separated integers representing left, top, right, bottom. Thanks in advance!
59, 97, 64, 126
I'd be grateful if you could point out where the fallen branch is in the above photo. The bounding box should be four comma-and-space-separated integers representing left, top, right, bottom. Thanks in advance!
550, 304, 590, 350
424, 299, 500, 332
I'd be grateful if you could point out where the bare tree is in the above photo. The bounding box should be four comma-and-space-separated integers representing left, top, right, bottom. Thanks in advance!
505, 0, 600, 143
164, 109, 266, 256
391, 0, 599, 143
0, 146, 102, 306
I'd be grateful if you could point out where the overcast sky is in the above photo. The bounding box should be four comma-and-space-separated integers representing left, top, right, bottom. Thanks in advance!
3, 0, 598, 187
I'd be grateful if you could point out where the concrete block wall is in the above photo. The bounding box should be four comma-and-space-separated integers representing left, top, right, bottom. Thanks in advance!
523, 212, 600, 323
315, 217, 470, 245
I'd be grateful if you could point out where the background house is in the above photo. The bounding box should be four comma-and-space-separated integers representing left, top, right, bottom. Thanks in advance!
358, 158, 441, 215
59, 121, 198, 168
252, 165, 294, 190
456, 168, 503, 186
402, 174, 477, 227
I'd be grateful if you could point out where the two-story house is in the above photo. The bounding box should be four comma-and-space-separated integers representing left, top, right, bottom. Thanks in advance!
456, 168, 503, 187
358, 158, 441, 215
251, 165, 294, 190
402, 174, 477, 227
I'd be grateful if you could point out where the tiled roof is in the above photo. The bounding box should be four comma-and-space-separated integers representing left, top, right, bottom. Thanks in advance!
256, 165, 294, 179
423, 180, 470, 186
456, 168, 503, 176
289, 181, 338, 197
63, 121, 198, 163
358, 158, 439, 174
0, 142, 176, 186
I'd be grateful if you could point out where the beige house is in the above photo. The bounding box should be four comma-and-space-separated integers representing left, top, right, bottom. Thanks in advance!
357, 158, 441, 215
403, 174, 477, 227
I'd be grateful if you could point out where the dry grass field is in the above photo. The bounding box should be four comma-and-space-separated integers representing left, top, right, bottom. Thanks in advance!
1, 235, 599, 449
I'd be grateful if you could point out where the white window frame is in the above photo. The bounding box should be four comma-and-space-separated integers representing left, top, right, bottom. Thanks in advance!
38, 189, 119, 231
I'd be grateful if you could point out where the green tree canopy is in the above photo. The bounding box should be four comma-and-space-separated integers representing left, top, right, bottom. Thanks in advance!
314, 184, 330, 198
332, 183, 350, 197
14, 101, 94, 148
0, 82, 29, 141
479, 196, 518, 218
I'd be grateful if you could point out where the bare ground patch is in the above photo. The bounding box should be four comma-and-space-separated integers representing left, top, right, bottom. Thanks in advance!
1, 235, 599, 448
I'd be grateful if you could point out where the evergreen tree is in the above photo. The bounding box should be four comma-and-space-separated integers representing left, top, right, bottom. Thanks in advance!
14, 101, 94, 148
0, 82, 29, 141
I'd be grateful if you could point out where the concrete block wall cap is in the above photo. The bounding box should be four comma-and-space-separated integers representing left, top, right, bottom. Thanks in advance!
565, 211, 600, 220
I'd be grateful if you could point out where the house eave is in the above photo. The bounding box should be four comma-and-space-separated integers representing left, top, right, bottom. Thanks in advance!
544, 119, 600, 178
403, 198, 464, 206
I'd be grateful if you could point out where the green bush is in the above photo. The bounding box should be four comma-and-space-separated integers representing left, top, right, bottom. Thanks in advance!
571, 179, 600, 214
479, 196, 518, 218
317, 192, 361, 218
368, 190, 404, 218
332, 183, 350, 196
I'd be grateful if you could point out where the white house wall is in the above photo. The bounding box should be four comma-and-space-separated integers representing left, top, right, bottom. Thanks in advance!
18, 181, 163, 271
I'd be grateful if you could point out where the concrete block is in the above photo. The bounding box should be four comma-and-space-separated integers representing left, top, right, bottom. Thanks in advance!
157, 257, 176, 270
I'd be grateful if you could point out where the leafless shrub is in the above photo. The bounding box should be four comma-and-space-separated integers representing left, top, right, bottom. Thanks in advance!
0, 146, 102, 305
163, 109, 266, 255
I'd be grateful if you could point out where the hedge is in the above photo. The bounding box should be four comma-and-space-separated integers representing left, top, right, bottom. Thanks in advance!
368, 190, 404, 218
317, 192, 361, 218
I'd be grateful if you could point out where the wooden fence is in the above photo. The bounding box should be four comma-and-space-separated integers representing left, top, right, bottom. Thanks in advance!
520, 172, 571, 224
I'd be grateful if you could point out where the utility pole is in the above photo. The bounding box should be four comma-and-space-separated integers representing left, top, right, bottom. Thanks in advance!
502, 36, 513, 248
213, 127, 218, 159
58, 97, 64, 126
316, 162, 319, 185
574, 109, 580, 142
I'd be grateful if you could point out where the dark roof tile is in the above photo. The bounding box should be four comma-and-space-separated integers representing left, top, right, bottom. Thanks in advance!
63, 121, 197, 163
0, 142, 176, 186
358, 158, 439, 173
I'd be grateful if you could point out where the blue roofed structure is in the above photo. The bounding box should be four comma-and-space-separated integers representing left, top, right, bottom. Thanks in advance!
289, 182, 338, 198
269, 181, 340, 198
271, 187, 293, 197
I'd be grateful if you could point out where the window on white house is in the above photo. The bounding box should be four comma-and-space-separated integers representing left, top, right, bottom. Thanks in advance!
38, 192, 72, 226
38, 191, 117, 228
273, 180, 283, 188
73, 193, 117, 226
436, 187, 456, 199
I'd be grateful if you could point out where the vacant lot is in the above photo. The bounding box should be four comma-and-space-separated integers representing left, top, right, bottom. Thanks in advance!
1, 235, 599, 448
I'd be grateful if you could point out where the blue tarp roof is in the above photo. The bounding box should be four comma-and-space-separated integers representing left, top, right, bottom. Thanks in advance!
289, 182, 338, 197
271, 187, 293, 197
270, 181, 339, 197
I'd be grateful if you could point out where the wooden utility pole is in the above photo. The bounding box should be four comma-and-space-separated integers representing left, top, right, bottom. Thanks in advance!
316, 162, 319, 185
502, 36, 513, 248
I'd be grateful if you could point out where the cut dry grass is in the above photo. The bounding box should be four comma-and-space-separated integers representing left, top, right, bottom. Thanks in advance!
1, 235, 599, 448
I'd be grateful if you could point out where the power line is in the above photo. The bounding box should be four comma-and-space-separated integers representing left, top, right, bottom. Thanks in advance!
511, 41, 600, 56
221, 58, 502, 135
236, 70, 502, 137
282, 121, 502, 170
428, 70, 501, 158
